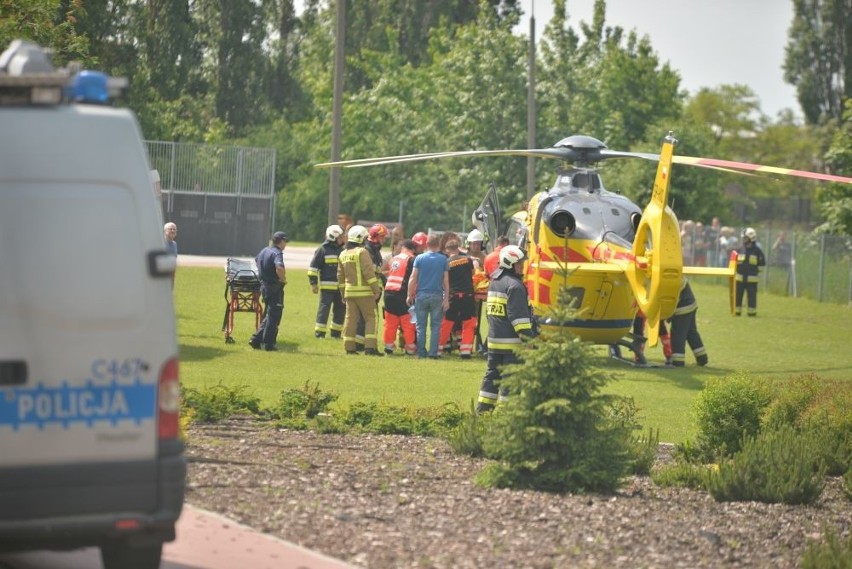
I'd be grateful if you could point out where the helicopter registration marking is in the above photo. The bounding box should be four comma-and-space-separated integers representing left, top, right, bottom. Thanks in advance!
486, 299, 507, 317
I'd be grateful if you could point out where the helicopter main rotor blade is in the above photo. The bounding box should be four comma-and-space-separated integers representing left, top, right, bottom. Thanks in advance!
674, 155, 852, 184
315, 152, 449, 168
599, 149, 660, 161
315, 148, 586, 168
315, 146, 665, 169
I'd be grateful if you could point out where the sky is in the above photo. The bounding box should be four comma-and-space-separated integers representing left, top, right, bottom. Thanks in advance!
516, 0, 799, 118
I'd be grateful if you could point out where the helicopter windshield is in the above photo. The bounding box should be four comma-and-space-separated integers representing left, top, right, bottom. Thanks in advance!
472, 183, 501, 253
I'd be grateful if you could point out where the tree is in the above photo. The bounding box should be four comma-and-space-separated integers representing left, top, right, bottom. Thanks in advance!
261, 0, 307, 118
816, 99, 852, 234
537, 0, 682, 151
606, 123, 729, 225
344, 0, 521, 82
285, 7, 529, 237
784, 0, 851, 125
683, 85, 762, 145
145, 0, 203, 100
0, 1, 89, 66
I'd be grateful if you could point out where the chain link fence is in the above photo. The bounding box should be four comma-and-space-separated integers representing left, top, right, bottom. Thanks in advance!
681, 224, 852, 305
146, 141, 277, 256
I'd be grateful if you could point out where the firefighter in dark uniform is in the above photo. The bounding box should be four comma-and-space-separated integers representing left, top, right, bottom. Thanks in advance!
249, 231, 289, 351
338, 225, 383, 356
476, 245, 535, 413
354, 223, 388, 350
439, 239, 477, 359
735, 227, 766, 317
668, 278, 708, 367
383, 239, 417, 355
308, 224, 346, 339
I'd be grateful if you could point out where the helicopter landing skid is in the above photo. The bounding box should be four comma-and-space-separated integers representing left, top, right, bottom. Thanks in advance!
607, 342, 671, 369
608, 353, 670, 368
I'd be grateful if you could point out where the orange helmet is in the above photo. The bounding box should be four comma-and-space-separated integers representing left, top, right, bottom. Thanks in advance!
368, 223, 389, 243
412, 232, 428, 249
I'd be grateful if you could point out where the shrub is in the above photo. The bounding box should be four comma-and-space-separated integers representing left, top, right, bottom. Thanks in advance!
447, 401, 490, 457
605, 398, 657, 475
272, 381, 338, 420
629, 428, 660, 476
844, 467, 852, 501
762, 374, 828, 431
652, 461, 710, 490
475, 293, 634, 494
706, 424, 825, 505
340, 401, 463, 436
800, 528, 852, 569
182, 383, 263, 423
692, 372, 772, 460
763, 376, 852, 476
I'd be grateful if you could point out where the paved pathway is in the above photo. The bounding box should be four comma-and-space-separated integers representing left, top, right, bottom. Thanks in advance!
0, 505, 355, 569
179, 248, 315, 271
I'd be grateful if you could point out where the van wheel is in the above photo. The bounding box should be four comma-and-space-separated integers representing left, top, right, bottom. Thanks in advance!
100, 541, 163, 569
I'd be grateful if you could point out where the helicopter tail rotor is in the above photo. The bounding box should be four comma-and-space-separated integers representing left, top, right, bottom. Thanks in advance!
625, 133, 683, 346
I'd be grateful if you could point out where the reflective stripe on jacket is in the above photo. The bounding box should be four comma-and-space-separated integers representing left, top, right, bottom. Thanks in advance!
672, 279, 698, 316
485, 269, 533, 351
736, 243, 766, 281
385, 251, 414, 294
308, 240, 343, 290
338, 247, 380, 298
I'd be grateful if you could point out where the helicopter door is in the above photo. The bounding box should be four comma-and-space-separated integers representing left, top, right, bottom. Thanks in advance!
592, 281, 613, 319
471, 183, 501, 253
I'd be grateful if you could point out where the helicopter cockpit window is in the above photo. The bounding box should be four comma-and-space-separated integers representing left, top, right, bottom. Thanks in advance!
505, 217, 527, 247
571, 172, 601, 192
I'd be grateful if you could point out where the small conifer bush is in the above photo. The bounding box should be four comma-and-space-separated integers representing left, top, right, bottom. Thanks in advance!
706, 424, 825, 505
273, 381, 338, 420
800, 528, 852, 569
763, 376, 852, 476
447, 402, 490, 457
475, 290, 634, 494
182, 382, 264, 423
651, 461, 710, 490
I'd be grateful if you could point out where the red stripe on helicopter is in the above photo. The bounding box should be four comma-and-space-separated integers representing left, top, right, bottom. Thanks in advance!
545, 246, 589, 262
587, 245, 634, 263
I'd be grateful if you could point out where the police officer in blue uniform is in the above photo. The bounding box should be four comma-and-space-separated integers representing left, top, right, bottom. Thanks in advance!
250, 231, 289, 351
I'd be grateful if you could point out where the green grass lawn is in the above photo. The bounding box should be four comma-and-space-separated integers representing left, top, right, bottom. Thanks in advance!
175, 266, 852, 444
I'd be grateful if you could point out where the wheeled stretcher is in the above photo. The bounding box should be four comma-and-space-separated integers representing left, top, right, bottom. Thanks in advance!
222, 258, 262, 343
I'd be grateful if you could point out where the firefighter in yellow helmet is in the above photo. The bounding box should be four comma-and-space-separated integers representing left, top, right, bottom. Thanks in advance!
338, 225, 383, 355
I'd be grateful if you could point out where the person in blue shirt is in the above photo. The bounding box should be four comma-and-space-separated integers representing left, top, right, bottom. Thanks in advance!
406, 233, 449, 358
250, 231, 289, 351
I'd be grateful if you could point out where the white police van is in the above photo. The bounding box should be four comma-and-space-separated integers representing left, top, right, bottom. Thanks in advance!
0, 40, 184, 569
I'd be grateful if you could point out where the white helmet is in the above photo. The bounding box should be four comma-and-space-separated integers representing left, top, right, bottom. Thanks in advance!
466, 229, 484, 245
347, 224, 368, 244
743, 227, 757, 241
326, 224, 344, 241
498, 245, 526, 269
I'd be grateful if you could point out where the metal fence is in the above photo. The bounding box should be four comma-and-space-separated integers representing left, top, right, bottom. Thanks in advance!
681, 225, 852, 305
146, 141, 276, 256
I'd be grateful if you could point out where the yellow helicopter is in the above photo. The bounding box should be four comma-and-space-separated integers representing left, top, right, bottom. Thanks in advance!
317, 132, 852, 360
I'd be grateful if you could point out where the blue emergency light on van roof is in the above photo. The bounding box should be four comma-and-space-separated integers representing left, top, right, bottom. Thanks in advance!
67, 70, 109, 104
